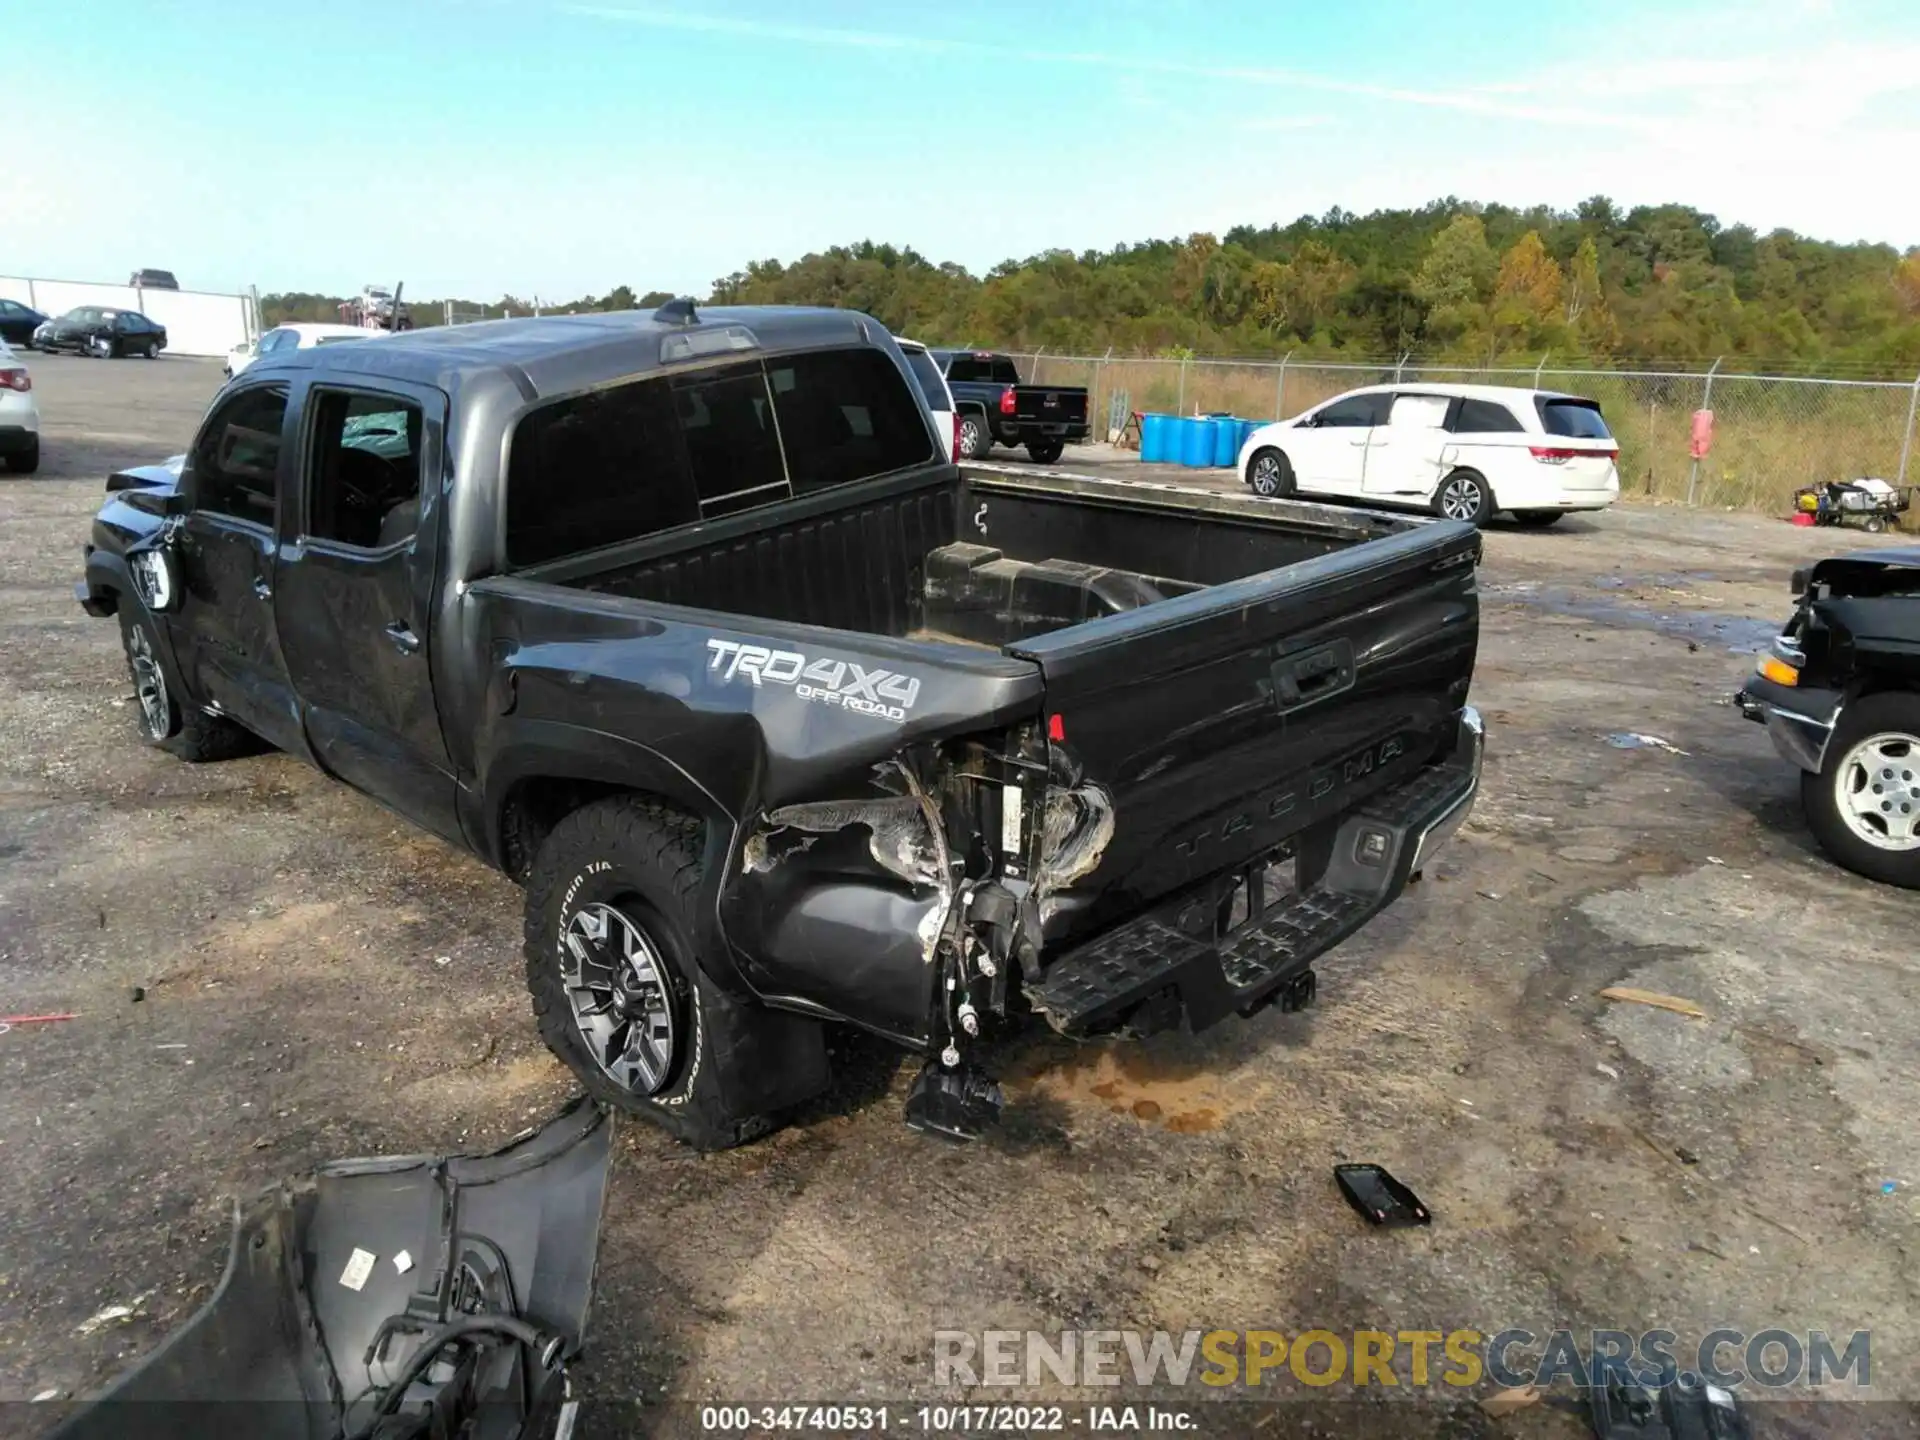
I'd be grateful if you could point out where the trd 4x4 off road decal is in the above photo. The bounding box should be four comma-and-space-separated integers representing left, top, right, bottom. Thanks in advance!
705, 639, 923, 722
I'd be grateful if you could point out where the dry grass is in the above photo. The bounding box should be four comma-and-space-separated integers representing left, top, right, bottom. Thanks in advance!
1022, 355, 1918, 519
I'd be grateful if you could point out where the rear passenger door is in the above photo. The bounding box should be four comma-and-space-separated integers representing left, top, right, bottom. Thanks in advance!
1364, 392, 1454, 497
272, 380, 461, 841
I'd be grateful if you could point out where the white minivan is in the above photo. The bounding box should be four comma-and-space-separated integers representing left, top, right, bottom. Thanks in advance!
1238, 382, 1619, 526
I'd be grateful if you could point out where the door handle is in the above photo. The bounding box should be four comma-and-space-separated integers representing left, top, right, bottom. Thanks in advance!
252, 576, 272, 600
384, 621, 421, 656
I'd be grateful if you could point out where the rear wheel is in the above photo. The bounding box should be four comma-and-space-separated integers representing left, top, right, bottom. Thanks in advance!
524, 797, 789, 1149
1802, 692, 1920, 889
1025, 439, 1064, 464
1513, 510, 1565, 527
958, 414, 992, 460
1434, 468, 1493, 526
3, 438, 37, 475
1247, 447, 1294, 498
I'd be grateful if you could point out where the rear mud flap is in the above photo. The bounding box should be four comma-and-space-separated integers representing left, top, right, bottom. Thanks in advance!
47, 1099, 614, 1440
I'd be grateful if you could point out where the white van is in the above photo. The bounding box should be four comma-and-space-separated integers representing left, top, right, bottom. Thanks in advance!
1238, 382, 1620, 527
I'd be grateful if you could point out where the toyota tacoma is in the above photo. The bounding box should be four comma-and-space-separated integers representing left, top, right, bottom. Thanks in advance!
77, 301, 1484, 1148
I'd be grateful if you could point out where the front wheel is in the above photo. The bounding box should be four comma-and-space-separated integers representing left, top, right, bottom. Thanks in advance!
1247, 447, 1294, 498
90, 335, 117, 359
142, 341, 159, 360
958, 414, 992, 460
1433, 469, 1493, 526
524, 797, 812, 1149
1802, 693, 1920, 888
117, 606, 257, 761
1512, 510, 1565, 528
1025, 439, 1064, 464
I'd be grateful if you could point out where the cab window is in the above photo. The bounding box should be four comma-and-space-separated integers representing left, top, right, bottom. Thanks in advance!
192, 385, 289, 526
305, 390, 426, 549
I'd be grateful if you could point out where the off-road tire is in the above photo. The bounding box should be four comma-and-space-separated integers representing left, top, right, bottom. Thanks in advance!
1801, 691, 1920, 889
1513, 510, 1564, 527
1247, 447, 1294, 498
117, 605, 259, 762
4, 438, 38, 474
1025, 440, 1065, 465
524, 797, 774, 1150
1433, 468, 1494, 526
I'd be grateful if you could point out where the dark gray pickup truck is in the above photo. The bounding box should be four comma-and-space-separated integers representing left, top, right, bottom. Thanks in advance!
78, 301, 1484, 1148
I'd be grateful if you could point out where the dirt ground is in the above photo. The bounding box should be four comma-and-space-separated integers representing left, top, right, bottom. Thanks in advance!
2, 354, 1917, 1434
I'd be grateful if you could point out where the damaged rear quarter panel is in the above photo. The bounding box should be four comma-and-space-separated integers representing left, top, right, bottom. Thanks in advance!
466, 579, 1043, 1040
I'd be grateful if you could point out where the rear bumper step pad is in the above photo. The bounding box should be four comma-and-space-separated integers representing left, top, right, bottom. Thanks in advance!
1027, 706, 1483, 1038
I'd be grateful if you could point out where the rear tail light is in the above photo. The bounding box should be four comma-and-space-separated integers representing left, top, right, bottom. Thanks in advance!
950, 410, 962, 461
999, 387, 1016, 416
0, 368, 30, 393
1529, 445, 1617, 463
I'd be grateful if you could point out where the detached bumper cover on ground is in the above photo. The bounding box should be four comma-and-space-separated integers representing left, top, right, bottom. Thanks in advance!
1028, 706, 1484, 1038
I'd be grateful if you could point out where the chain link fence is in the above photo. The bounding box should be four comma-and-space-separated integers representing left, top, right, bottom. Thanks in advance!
1012, 352, 1920, 514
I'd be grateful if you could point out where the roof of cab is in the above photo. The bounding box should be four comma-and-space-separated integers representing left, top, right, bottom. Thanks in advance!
252, 305, 887, 400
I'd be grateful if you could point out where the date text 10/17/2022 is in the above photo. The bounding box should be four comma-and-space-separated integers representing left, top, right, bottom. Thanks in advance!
701, 1406, 1196, 1432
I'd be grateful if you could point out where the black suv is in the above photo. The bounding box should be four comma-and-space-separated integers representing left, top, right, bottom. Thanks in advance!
129, 269, 180, 291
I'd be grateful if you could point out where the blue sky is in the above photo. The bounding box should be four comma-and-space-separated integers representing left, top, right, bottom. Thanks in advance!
5, 0, 1915, 300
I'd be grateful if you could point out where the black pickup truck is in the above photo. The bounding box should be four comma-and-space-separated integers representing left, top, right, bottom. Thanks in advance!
78, 301, 1483, 1148
1738, 546, 1920, 889
934, 349, 1091, 464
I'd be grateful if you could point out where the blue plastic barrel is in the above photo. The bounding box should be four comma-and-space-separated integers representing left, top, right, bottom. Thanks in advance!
1237, 417, 1260, 455
1180, 417, 1216, 468
1140, 413, 1170, 463
1211, 417, 1238, 467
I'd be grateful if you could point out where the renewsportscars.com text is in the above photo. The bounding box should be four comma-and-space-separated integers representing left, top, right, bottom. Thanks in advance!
933, 1328, 1870, 1391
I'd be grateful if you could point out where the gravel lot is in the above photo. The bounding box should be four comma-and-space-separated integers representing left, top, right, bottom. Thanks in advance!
2, 352, 1917, 1433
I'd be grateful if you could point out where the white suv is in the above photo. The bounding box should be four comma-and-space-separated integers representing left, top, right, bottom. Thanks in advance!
1238, 382, 1619, 527
0, 340, 39, 474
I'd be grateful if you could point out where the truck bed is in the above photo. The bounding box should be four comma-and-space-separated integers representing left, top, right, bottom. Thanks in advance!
562, 466, 1412, 647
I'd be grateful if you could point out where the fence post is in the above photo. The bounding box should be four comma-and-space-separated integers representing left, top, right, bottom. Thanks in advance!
1178, 356, 1188, 415
1899, 370, 1920, 488
1394, 350, 1409, 383
1276, 350, 1292, 419
1534, 350, 1550, 386
1685, 356, 1722, 506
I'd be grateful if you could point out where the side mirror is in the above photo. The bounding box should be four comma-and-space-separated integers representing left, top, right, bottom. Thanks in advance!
162, 487, 192, 517
128, 545, 182, 613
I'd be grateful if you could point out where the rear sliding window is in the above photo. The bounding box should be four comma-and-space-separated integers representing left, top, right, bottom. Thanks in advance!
1537, 397, 1612, 439
505, 346, 933, 567
768, 348, 933, 495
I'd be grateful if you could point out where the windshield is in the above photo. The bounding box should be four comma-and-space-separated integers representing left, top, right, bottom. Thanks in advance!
901, 347, 950, 411
1538, 397, 1612, 439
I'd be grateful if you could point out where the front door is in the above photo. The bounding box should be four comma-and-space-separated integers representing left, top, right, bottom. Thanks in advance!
170, 381, 307, 754
272, 380, 460, 842
1364, 392, 1454, 496
1292, 391, 1383, 494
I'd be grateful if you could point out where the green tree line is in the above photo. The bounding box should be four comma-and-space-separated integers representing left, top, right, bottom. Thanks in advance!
262, 197, 1920, 378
